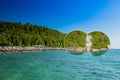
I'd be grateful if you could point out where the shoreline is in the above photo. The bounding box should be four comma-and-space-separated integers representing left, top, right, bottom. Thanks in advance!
0, 46, 65, 53
0, 46, 108, 53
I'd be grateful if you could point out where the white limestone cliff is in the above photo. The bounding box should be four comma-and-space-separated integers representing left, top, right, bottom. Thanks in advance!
85, 35, 92, 52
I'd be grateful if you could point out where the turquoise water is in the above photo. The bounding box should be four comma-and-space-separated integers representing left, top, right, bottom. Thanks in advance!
0, 49, 120, 80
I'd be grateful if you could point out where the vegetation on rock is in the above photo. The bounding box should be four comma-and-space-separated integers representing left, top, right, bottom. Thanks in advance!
88, 31, 110, 49
64, 31, 87, 48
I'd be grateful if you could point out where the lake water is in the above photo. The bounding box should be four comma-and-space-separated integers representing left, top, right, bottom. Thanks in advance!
0, 49, 120, 80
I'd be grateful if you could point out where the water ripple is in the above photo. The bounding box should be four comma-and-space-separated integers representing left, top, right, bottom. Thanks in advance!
0, 49, 120, 80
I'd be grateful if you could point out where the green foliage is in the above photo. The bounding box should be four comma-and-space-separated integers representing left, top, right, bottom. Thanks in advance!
0, 21, 65, 47
64, 31, 87, 48
89, 31, 110, 49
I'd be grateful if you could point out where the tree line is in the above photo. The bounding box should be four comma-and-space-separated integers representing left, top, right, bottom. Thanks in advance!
0, 21, 65, 47
0, 21, 110, 49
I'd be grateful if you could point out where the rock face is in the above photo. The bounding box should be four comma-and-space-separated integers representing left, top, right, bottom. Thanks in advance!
66, 35, 93, 52
85, 35, 92, 52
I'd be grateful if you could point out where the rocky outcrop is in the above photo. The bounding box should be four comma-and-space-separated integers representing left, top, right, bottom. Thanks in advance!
66, 47, 85, 52
91, 48, 108, 52
85, 35, 92, 52
0, 46, 65, 53
85, 35, 109, 52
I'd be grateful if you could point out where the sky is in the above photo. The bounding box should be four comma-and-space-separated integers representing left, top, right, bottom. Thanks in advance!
0, 0, 120, 48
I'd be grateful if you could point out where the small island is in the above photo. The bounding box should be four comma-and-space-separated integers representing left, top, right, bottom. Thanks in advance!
88, 31, 110, 52
64, 31, 110, 52
0, 21, 110, 53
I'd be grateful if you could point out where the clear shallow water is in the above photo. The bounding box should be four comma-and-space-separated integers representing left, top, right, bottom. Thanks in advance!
0, 49, 120, 80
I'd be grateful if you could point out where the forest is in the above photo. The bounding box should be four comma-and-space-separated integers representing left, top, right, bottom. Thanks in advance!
0, 21, 65, 47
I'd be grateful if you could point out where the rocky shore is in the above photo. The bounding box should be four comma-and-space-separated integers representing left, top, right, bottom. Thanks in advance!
66, 47, 108, 52
0, 46, 65, 53
0, 46, 109, 53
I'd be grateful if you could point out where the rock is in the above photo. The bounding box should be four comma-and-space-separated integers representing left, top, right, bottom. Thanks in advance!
85, 35, 92, 52
0, 46, 66, 53
75, 47, 85, 52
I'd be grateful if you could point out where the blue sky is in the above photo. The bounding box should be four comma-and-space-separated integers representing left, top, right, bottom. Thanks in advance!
0, 0, 120, 48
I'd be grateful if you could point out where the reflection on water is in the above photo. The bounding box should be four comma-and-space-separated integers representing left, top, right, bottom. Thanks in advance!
91, 51, 106, 56
69, 52, 84, 55
69, 51, 106, 56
